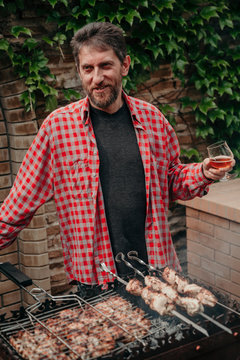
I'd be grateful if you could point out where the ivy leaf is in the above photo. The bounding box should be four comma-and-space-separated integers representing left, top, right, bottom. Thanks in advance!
11, 26, 32, 38
196, 125, 214, 139
200, 6, 219, 21
175, 58, 187, 72
181, 148, 201, 162
208, 108, 226, 122
147, 19, 156, 31
0, 38, 9, 51
62, 89, 82, 101
60, 0, 68, 7
53, 32, 67, 45
42, 36, 54, 46
219, 17, 233, 30
195, 60, 206, 77
198, 97, 216, 115
45, 95, 58, 112
180, 97, 198, 111
47, 0, 58, 7
218, 82, 233, 96
165, 39, 178, 55
125, 9, 141, 26
0, 0, 4, 6
23, 38, 38, 51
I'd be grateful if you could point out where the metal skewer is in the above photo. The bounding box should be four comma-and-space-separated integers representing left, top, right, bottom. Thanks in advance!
199, 312, 232, 335
102, 260, 209, 337
127, 251, 236, 333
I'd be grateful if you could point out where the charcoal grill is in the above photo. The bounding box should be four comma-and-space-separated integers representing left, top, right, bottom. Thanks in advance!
0, 262, 240, 360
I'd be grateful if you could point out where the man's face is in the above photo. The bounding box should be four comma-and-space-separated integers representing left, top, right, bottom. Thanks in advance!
78, 45, 130, 113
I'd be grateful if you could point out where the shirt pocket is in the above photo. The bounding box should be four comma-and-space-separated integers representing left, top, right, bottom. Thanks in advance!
58, 157, 91, 198
69, 157, 92, 198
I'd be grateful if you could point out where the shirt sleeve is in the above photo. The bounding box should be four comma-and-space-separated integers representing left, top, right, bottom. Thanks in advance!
0, 124, 54, 250
166, 121, 212, 201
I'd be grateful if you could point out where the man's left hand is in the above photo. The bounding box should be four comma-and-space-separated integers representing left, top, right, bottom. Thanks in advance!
202, 158, 235, 181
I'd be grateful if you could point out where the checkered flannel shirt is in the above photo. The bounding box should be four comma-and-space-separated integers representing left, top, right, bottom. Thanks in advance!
0, 93, 211, 285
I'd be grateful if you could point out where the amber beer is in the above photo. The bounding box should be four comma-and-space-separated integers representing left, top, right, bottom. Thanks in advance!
209, 155, 232, 169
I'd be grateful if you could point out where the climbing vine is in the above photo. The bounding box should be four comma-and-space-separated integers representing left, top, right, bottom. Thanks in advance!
0, 0, 240, 171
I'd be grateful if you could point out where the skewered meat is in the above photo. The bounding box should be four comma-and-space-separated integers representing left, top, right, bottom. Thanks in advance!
162, 267, 176, 285
183, 284, 217, 307
131, 285, 175, 316
176, 296, 204, 316
144, 276, 204, 316
196, 289, 217, 307
144, 275, 178, 302
150, 293, 175, 316
162, 267, 217, 307
126, 278, 144, 296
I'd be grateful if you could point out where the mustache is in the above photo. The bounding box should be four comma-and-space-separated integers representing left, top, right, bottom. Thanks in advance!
92, 84, 111, 90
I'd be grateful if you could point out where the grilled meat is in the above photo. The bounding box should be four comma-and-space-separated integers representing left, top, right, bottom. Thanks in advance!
162, 267, 176, 285
176, 296, 204, 316
150, 293, 175, 316
162, 267, 217, 307
144, 275, 178, 302
126, 278, 144, 296
196, 289, 217, 307
131, 285, 175, 316
9, 296, 151, 360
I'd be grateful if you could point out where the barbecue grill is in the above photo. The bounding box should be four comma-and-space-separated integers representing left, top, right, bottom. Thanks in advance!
0, 261, 239, 360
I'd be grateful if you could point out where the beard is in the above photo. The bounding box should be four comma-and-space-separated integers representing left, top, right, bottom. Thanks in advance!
82, 73, 123, 110
88, 84, 120, 109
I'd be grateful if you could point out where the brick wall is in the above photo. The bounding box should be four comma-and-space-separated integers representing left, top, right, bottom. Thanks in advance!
0, 9, 203, 316
179, 179, 240, 302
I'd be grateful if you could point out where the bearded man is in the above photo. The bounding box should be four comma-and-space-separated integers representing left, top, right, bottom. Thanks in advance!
0, 22, 234, 297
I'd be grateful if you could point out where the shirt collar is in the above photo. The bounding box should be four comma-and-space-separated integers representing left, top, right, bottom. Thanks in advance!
81, 91, 143, 126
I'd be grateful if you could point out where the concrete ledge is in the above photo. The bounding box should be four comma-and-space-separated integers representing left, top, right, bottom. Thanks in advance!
178, 178, 240, 223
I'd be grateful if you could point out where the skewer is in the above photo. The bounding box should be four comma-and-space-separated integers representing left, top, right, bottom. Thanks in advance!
199, 312, 232, 335
127, 251, 237, 330
100, 262, 209, 337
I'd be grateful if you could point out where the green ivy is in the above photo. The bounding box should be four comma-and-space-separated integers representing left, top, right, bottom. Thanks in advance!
0, 0, 240, 173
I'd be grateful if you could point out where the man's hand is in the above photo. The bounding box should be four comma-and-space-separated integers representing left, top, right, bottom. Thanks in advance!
202, 158, 235, 181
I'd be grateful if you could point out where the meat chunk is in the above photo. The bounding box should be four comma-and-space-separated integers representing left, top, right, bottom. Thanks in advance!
196, 289, 217, 307
175, 275, 189, 294
183, 284, 217, 307
126, 278, 143, 296
162, 267, 176, 285
176, 296, 204, 316
144, 275, 178, 302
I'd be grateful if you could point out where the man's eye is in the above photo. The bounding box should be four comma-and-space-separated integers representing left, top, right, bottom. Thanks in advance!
83, 66, 92, 72
102, 64, 111, 69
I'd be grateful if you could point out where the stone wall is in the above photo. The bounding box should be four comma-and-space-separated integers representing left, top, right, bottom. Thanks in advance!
0, 9, 203, 316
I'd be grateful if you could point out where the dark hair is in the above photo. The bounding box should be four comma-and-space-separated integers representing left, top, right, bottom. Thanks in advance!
71, 22, 127, 71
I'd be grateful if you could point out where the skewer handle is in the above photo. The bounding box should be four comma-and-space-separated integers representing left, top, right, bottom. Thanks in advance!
100, 262, 128, 286
127, 251, 161, 273
115, 252, 145, 278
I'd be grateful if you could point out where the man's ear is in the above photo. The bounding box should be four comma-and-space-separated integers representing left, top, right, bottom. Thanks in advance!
121, 55, 131, 76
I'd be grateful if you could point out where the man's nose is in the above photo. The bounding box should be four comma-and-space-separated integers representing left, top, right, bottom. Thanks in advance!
93, 68, 104, 84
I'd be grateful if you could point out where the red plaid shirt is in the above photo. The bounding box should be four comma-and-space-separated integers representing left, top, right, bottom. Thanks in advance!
0, 93, 211, 284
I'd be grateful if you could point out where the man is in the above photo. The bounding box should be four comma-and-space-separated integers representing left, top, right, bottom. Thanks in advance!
0, 22, 234, 296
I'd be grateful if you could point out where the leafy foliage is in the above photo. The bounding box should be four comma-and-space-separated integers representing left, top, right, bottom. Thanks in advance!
0, 0, 240, 171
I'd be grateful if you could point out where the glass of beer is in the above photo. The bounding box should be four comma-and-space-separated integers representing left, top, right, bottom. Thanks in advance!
207, 140, 235, 181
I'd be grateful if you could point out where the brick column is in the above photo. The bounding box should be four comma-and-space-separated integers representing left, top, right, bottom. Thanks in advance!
179, 179, 240, 302
0, 58, 51, 312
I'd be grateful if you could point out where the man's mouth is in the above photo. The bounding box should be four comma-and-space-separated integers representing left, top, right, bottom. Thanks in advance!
93, 85, 109, 94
